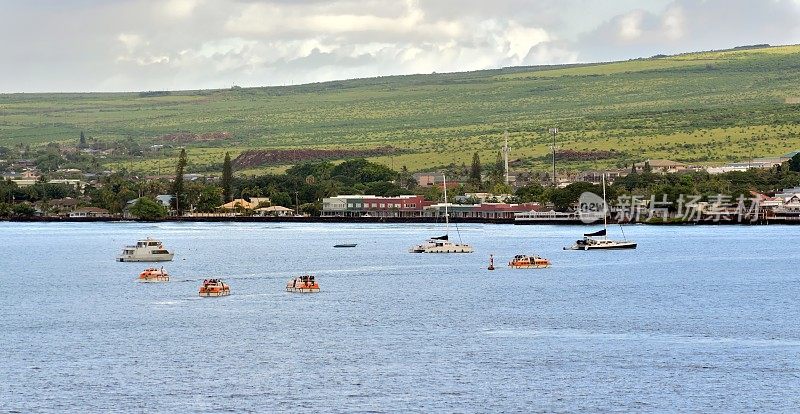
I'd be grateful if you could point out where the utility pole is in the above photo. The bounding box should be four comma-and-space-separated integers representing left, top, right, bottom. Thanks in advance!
549, 128, 558, 187
294, 191, 299, 216
502, 130, 510, 185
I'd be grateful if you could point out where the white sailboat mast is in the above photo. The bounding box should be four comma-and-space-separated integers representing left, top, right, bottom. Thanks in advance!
602, 173, 608, 240
502, 130, 510, 185
443, 173, 449, 236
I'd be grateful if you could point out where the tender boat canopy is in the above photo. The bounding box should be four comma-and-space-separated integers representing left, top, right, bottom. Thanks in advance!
584, 229, 607, 237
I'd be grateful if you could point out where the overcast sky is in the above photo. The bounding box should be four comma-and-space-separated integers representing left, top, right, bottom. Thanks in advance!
2, 0, 800, 92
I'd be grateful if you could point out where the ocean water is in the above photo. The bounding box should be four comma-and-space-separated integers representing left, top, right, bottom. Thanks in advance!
1, 222, 799, 413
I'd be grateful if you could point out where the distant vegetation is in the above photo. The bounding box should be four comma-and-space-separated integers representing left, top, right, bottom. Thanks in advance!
2, 44, 800, 175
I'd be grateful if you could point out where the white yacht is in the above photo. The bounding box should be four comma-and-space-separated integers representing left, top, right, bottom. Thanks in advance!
117, 238, 174, 262
566, 229, 637, 250
565, 174, 637, 251
410, 174, 474, 253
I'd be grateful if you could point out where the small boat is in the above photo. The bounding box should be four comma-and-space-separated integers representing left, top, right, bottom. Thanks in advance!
508, 254, 551, 269
286, 275, 320, 293
565, 174, 637, 251
333, 244, 357, 248
410, 173, 474, 254
566, 231, 638, 250
198, 279, 230, 297
138, 267, 169, 282
117, 237, 174, 262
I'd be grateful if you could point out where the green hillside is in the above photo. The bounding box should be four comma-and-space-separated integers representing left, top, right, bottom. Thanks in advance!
2, 44, 800, 174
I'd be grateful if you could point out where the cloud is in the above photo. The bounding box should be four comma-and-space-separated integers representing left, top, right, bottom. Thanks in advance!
1, 0, 800, 92
575, 0, 800, 61
618, 11, 644, 41
161, 0, 201, 18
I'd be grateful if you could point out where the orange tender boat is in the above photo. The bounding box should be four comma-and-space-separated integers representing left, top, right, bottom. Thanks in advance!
199, 279, 230, 297
508, 254, 551, 269
138, 267, 170, 282
286, 275, 320, 293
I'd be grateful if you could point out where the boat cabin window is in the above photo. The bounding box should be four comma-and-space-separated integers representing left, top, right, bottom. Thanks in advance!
137, 242, 145, 247
152, 250, 170, 254
148, 241, 159, 246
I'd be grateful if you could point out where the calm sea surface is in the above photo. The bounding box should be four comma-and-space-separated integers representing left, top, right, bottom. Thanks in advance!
2, 222, 799, 413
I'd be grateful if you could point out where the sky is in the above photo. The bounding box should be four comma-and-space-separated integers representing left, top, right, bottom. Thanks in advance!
2, 0, 800, 92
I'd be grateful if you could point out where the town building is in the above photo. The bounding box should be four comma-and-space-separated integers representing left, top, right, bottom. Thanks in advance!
423, 202, 541, 219
412, 172, 444, 187
634, 159, 687, 174
47, 197, 80, 214
574, 169, 629, 184
322, 195, 428, 217
321, 194, 539, 219
217, 197, 271, 211
454, 193, 514, 203
69, 207, 111, 218
255, 206, 294, 216
156, 195, 174, 208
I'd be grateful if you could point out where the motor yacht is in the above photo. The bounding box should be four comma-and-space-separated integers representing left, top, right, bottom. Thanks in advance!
117, 238, 174, 262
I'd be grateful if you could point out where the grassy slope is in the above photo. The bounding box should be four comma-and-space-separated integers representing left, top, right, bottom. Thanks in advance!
2, 45, 800, 174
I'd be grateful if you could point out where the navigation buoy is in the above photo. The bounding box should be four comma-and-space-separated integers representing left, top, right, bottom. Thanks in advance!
488, 254, 495, 271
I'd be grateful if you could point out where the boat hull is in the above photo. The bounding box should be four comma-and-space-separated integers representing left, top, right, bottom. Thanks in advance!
410, 245, 474, 253
118, 254, 174, 262
567, 242, 638, 250
509, 264, 551, 269
139, 276, 170, 282
584, 242, 637, 250
286, 287, 320, 293
199, 291, 229, 297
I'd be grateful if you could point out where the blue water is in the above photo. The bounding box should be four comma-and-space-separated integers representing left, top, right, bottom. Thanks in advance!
2, 222, 799, 412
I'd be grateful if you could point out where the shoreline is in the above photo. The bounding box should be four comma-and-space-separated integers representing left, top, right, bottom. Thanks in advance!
2, 216, 798, 225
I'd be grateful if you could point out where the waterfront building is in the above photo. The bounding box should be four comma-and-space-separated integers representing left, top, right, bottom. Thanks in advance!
69, 207, 111, 218
217, 197, 270, 211
423, 202, 541, 219
255, 206, 294, 216
321, 195, 428, 217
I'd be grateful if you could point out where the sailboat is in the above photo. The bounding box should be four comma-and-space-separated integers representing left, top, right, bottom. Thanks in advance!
409, 174, 474, 253
565, 173, 637, 250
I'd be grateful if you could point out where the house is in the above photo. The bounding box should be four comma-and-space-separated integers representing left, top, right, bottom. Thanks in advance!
69, 207, 111, 218
255, 206, 294, 217
11, 179, 38, 187
48, 197, 80, 214
47, 179, 83, 189
455, 193, 514, 203
219, 199, 253, 210
575, 169, 629, 184
782, 150, 800, 161
413, 172, 443, 187
217, 197, 271, 211
20, 170, 39, 179
156, 195, 174, 208
634, 159, 687, 174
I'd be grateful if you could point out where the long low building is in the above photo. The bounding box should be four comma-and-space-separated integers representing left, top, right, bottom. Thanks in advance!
423, 202, 541, 219
322, 195, 428, 217
322, 194, 540, 219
